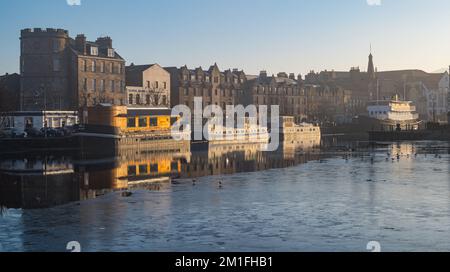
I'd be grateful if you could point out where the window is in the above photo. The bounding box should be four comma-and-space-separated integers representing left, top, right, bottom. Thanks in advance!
162, 95, 167, 106
82, 60, 87, 72
155, 81, 159, 88
150, 164, 158, 173
120, 81, 124, 92
83, 78, 87, 90
109, 63, 113, 73
129, 94, 133, 105
149, 117, 158, 127
138, 117, 147, 127
118, 64, 122, 74
90, 46, 98, 56
146, 95, 151, 105
100, 62, 105, 73
136, 94, 141, 105
107, 48, 115, 58
92, 60, 96, 72
139, 165, 148, 175
214, 77, 219, 83
100, 80, 105, 92
127, 118, 136, 128
92, 79, 96, 91
53, 58, 60, 72
163, 82, 167, 89
52, 40, 60, 52
111, 81, 115, 92
128, 166, 137, 176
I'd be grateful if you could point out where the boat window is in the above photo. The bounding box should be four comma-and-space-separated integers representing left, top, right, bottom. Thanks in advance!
139, 164, 148, 175
127, 118, 136, 128
128, 165, 137, 176
150, 117, 158, 127
150, 164, 158, 172
138, 117, 147, 127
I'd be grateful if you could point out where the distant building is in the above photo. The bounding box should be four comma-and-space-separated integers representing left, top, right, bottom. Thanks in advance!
165, 63, 246, 111
20, 28, 126, 112
423, 72, 449, 122
0, 73, 20, 112
245, 71, 307, 121
126, 64, 170, 108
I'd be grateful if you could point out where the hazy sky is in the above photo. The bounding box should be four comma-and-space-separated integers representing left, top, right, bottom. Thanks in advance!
0, 0, 449, 76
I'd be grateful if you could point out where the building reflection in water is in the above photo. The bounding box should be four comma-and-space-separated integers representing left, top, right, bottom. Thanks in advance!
0, 138, 321, 210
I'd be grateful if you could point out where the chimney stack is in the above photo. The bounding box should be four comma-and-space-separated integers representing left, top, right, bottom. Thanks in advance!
259, 70, 267, 78
96, 37, 113, 49
75, 34, 87, 54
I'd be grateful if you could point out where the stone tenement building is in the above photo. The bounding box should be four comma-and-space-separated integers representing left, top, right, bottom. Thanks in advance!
166, 63, 351, 123
20, 28, 126, 111
125, 64, 170, 108
245, 71, 307, 119
245, 71, 350, 122
165, 63, 247, 111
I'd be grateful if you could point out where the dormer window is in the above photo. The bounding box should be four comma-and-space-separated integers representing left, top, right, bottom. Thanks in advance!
107, 48, 115, 58
90, 46, 98, 56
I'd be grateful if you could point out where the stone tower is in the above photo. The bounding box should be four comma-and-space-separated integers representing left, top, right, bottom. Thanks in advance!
20, 28, 71, 111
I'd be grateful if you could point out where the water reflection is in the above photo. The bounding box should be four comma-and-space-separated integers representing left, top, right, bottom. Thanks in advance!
0, 140, 321, 210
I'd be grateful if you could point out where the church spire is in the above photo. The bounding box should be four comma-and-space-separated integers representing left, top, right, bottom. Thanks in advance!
368, 45, 375, 79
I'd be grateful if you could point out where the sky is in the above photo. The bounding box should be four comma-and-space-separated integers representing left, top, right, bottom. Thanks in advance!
0, 0, 449, 76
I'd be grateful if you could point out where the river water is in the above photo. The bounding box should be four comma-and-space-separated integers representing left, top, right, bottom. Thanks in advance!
0, 140, 449, 252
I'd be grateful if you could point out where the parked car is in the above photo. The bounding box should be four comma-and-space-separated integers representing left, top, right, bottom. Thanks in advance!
40, 127, 66, 137
1, 128, 26, 138
26, 127, 44, 137
60, 125, 78, 136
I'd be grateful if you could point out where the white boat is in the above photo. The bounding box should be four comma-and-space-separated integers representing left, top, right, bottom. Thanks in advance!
366, 96, 421, 131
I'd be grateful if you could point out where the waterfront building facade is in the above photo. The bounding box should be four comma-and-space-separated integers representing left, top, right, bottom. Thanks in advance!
73, 35, 126, 108
166, 64, 247, 111
245, 71, 307, 121
125, 64, 170, 108
20, 28, 126, 112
